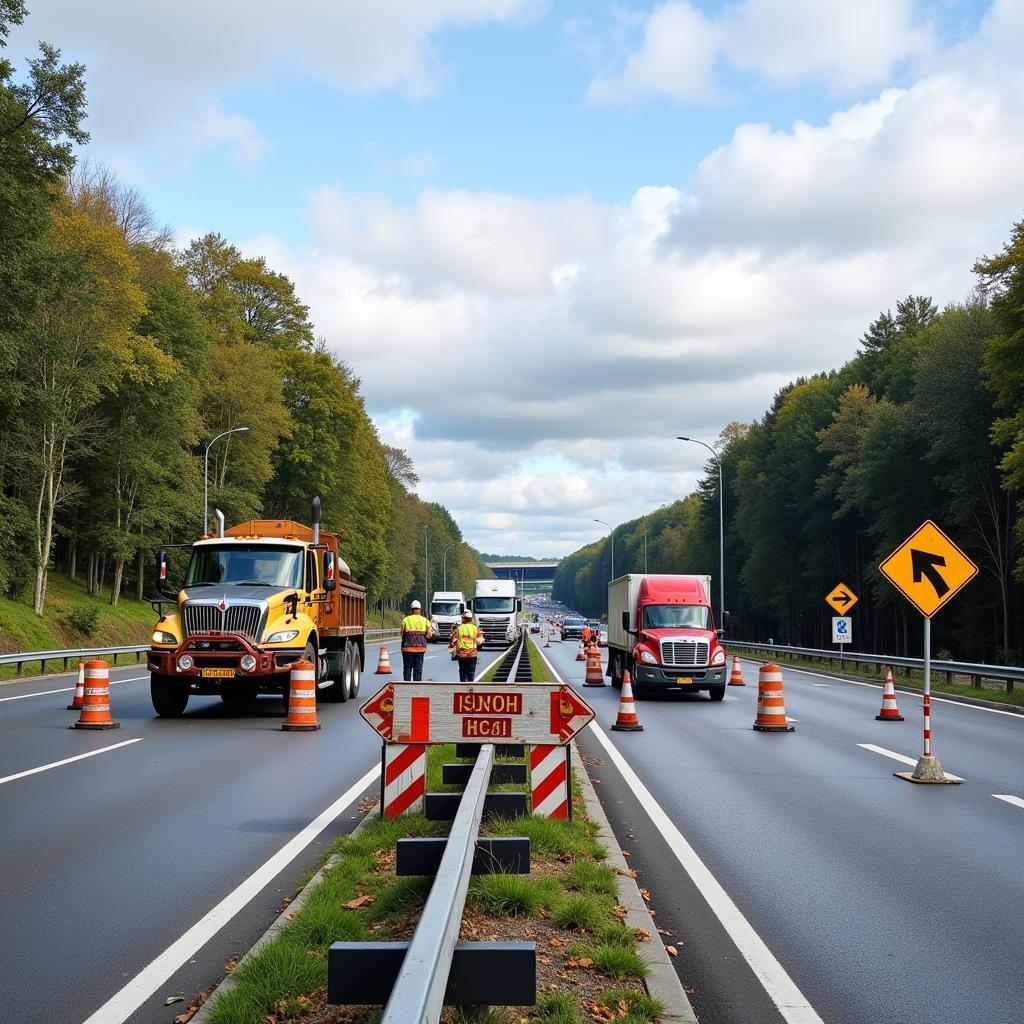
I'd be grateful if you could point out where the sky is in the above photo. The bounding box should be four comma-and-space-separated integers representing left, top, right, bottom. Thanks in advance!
10, 0, 1022, 557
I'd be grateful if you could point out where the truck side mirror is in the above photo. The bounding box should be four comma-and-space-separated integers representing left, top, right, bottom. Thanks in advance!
459, 603, 465, 614
323, 551, 336, 592
467, 599, 473, 611
723, 610, 731, 630
517, 599, 522, 611
621, 611, 631, 633
156, 549, 174, 597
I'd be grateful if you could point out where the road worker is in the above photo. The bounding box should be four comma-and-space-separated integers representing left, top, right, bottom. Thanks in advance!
582, 624, 592, 646
449, 608, 484, 682
400, 599, 432, 681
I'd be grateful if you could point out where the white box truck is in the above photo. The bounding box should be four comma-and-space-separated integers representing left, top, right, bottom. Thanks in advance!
429, 590, 466, 643
471, 579, 520, 647
608, 574, 729, 700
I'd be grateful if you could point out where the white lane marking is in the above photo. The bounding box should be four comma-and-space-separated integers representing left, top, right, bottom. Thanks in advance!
80, 762, 381, 1024
538, 638, 824, 1024
743, 658, 1023, 719
811, 683, 831, 688
857, 743, 965, 781
588, 723, 825, 1024
0, 675, 148, 702
993, 794, 1024, 810
0, 739, 144, 786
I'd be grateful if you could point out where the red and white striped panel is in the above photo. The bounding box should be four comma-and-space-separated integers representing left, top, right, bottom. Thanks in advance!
383, 743, 426, 818
530, 744, 568, 819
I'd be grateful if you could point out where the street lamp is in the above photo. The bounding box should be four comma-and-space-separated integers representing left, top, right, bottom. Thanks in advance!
593, 518, 614, 582
204, 426, 249, 534
442, 542, 456, 590
423, 526, 430, 600
678, 436, 725, 628
643, 525, 648, 573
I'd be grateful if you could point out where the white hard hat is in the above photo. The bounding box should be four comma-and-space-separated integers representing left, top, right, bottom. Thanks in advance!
411, 600, 421, 609
462, 609, 473, 618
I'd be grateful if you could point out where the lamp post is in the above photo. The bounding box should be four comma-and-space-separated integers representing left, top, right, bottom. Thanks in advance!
594, 519, 614, 619
678, 436, 725, 627
643, 526, 648, 572
204, 426, 249, 535
423, 526, 430, 600
442, 542, 456, 590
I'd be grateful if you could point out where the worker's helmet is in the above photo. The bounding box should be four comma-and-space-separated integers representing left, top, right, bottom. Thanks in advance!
462, 609, 473, 619
411, 600, 421, 610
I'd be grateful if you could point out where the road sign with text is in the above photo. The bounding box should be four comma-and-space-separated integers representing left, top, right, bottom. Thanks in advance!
825, 583, 859, 615
879, 520, 977, 618
832, 617, 852, 644
360, 681, 595, 745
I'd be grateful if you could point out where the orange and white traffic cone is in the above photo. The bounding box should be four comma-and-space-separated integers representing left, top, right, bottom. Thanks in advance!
875, 669, 904, 721
576, 640, 587, 661
752, 663, 793, 732
375, 645, 392, 675
70, 660, 120, 730
728, 655, 745, 686
584, 648, 604, 687
611, 670, 644, 732
67, 660, 86, 709
282, 660, 321, 731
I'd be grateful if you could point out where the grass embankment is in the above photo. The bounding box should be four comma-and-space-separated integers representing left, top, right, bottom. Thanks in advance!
203, 745, 660, 1024
729, 644, 1024, 709
0, 572, 156, 676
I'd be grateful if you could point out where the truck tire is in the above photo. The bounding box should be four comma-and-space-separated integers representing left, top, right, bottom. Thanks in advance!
151, 674, 189, 717
708, 684, 726, 702
610, 653, 623, 691
348, 642, 362, 699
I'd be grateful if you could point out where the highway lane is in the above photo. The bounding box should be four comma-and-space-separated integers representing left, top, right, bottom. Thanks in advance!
0, 638, 502, 1024
541, 636, 1024, 1024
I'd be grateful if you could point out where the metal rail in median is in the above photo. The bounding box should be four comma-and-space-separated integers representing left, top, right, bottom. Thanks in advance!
730, 640, 1024, 693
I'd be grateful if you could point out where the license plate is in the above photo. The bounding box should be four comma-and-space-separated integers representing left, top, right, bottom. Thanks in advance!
201, 668, 235, 678
676, 676, 693, 685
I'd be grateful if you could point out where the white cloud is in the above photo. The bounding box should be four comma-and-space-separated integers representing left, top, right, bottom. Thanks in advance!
588, 0, 935, 103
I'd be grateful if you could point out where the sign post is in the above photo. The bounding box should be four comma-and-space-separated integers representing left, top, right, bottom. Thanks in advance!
879, 520, 977, 784
825, 584, 858, 666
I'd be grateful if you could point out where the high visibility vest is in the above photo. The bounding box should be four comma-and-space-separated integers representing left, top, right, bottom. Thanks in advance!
450, 622, 483, 657
401, 614, 431, 652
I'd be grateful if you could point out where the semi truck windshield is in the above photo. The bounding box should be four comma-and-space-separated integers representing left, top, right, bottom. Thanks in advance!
475, 597, 515, 613
642, 605, 710, 629
186, 545, 304, 589
432, 601, 461, 615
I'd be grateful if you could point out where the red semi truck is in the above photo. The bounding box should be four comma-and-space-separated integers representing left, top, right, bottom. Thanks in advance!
607, 574, 729, 700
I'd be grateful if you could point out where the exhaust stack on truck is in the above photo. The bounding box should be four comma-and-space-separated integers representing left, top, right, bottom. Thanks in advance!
607, 574, 728, 700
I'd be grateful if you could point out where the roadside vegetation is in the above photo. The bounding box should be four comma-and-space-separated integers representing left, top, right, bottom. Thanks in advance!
201, 747, 661, 1024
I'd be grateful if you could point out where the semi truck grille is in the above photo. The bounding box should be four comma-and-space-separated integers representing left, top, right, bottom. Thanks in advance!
478, 617, 509, 642
660, 639, 709, 668
183, 603, 264, 643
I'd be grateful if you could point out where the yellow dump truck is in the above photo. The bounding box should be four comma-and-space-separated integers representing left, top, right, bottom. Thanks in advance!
148, 498, 366, 717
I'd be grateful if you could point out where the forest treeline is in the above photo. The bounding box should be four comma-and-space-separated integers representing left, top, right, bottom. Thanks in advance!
0, 4, 489, 620
556, 232, 1024, 664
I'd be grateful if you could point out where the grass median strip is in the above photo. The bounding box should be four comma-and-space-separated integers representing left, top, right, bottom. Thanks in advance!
202, 747, 661, 1024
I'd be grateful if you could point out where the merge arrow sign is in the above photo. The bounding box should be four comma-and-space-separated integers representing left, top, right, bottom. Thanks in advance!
879, 520, 977, 618
910, 549, 949, 598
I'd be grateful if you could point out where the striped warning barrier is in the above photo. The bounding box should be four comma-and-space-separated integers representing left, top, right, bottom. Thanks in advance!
67, 660, 86, 709
383, 743, 426, 817
71, 659, 120, 730
529, 744, 568, 819
728, 655, 745, 686
752, 663, 794, 732
875, 668, 904, 721
282, 660, 321, 731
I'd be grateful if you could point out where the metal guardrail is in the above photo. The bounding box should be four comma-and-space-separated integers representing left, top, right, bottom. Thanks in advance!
0, 645, 148, 676
730, 641, 1024, 693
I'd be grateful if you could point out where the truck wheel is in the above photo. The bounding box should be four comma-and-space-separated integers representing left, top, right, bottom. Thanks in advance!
610, 654, 623, 690
151, 674, 189, 717
708, 684, 726, 702
348, 643, 362, 699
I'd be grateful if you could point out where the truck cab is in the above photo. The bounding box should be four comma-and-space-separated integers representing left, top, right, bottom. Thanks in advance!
471, 579, 520, 647
429, 591, 466, 643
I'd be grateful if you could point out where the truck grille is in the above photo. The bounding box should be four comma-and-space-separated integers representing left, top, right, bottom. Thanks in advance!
478, 617, 509, 642
183, 603, 265, 643
660, 639, 709, 668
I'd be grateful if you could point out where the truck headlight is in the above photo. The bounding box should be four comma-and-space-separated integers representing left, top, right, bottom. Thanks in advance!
265, 630, 300, 644
240, 655, 257, 672
639, 649, 657, 664
177, 654, 193, 671
153, 631, 177, 645
712, 650, 726, 665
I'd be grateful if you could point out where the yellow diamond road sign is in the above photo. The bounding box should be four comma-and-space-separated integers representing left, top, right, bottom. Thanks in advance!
879, 520, 978, 618
825, 582, 858, 615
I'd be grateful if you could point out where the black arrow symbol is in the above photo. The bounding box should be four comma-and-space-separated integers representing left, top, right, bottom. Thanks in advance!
911, 549, 949, 597
833, 589, 852, 608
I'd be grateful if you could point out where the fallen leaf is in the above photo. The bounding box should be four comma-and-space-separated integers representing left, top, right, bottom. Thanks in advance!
612, 905, 627, 918
286, 912, 296, 920
164, 995, 184, 1005
640, 888, 651, 902
621, 850, 631, 857
666, 945, 678, 956
633, 928, 651, 941
344, 894, 376, 910
174, 1012, 197, 1024
657, 928, 671, 936
224, 960, 238, 972
548, 937, 564, 948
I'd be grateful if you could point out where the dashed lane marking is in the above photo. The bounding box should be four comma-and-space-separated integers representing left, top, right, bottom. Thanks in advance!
993, 795, 1024, 810
857, 743, 965, 781
0, 738, 143, 786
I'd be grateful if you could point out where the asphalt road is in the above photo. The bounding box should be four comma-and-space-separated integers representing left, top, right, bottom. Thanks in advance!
539, 635, 1024, 1024
0, 638, 504, 1024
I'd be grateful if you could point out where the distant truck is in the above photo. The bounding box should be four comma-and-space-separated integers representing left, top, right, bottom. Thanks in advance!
429, 590, 466, 643
471, 579, 520, 647
147, 497, 365, 717
607, 574, 728, 700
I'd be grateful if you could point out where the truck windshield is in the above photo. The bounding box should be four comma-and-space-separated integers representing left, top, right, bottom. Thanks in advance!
475, 597, 515, 613
432, 601, 461, 616
186, 545, 304, 589
642, 605, 710, 629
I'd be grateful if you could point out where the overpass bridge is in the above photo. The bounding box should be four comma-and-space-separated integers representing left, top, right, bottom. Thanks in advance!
485, 561, 558, 591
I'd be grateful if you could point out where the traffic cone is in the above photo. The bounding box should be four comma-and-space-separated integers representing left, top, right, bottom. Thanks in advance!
375, 645, 392, 675
576, 640, 587, 661
282, 660, 321, 731
611, 671, 643, 731
875, 669, 904, 721
584, 648, 604, 687
70, 660, 120, 730
752, 663, 794, 732
728, 655, 745, 686
67, 660, 86, 709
